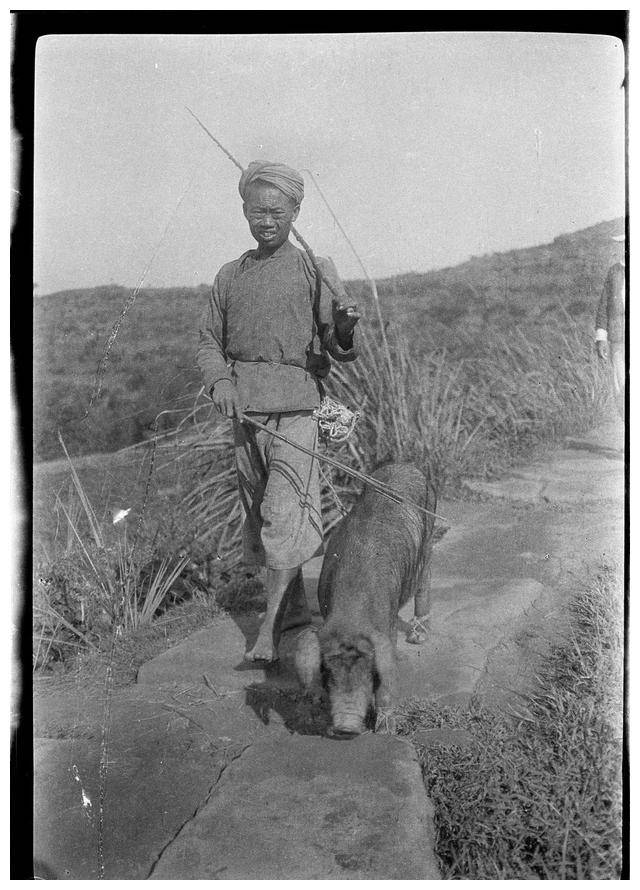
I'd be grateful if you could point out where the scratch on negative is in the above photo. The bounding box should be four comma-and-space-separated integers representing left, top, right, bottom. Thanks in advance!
71, 764, 94, 825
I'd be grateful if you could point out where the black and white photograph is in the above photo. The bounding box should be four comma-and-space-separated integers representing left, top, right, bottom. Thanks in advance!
16, 17, 627, 880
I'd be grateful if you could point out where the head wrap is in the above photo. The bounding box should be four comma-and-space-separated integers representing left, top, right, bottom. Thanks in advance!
239, 161, 304, 206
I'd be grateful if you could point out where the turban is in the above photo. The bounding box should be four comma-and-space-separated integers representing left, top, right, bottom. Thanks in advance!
239, 161, 304, 206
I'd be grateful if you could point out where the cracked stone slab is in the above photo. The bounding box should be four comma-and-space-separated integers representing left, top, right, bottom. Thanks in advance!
463, 450, 624, 505
396, 578, 547, 702
32, 721, 260, 879
150, 732, 439, 880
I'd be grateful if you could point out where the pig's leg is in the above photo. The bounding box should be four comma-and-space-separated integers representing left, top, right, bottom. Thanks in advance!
280, 568, 312, 632
406, 558, 431, 645
373, 635, 397, 734
294, 626, 322, 695
246, 566, 298, 662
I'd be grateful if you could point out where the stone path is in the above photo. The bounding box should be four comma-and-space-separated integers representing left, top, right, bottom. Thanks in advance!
32, 421, 624, 879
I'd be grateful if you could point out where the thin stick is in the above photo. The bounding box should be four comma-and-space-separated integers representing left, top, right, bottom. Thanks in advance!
241, 415, 447, 522
303, 167, 396, 381
186, 106, 244, 172
186, 106, 343, 303
84, 165, 199, 417
302, 168, 402, 451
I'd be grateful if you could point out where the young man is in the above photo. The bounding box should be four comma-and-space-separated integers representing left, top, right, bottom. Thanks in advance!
595, 234, 626, 419
197, 161, 360, 661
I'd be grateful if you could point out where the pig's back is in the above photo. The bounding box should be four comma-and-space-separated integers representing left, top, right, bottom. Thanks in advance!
318, 463, 429, 629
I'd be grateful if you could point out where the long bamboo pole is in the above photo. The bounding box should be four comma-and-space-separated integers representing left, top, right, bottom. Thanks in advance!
186, 106, 344, 302
241, 414, 446, 522
302, 167, 402, 451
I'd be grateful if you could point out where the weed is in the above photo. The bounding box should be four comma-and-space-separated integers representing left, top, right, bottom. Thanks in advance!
397, 567, 623, 879
34, 439, 194, 669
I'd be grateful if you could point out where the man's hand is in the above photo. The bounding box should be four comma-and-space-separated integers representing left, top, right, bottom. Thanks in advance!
211, 380, 241, 418
596, 340, 609, 361
333, 304, 361, 338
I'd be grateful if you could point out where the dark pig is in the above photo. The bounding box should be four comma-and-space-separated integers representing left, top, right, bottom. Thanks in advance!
295, 462, 437, 738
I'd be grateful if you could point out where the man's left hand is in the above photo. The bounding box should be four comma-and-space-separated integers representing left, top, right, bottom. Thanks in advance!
334, 304, 361, 337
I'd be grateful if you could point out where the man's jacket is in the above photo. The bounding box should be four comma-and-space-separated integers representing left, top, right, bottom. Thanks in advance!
596, 262, 625, 345
198, 240, 357, 413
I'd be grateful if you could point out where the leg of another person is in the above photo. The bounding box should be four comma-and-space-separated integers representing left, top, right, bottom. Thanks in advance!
610, 345, 625, 420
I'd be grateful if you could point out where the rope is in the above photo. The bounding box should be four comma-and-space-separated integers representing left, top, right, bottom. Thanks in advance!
241, 414, 447, 522
83, 165, 200, 420
312, 396, 360, 443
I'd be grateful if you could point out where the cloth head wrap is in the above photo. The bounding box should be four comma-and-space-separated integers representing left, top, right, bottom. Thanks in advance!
239, 161, 304, 206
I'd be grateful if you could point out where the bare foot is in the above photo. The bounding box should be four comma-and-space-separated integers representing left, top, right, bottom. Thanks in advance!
245, 635, 279, 663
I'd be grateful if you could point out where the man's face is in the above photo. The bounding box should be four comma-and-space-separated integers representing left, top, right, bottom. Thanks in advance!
243, 182, 300, 250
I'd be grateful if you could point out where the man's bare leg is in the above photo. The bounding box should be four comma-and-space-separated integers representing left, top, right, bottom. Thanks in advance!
246, 566, 298, 662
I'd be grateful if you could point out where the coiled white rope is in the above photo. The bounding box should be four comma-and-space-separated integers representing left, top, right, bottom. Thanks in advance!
312, 396, 360, 443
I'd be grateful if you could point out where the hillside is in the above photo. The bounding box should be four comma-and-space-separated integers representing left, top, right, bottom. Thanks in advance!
348, 218, 624, 340
33, 218, 623, 461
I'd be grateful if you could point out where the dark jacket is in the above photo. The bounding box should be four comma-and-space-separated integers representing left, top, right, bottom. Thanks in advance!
197, 240, 357, 413
595, 262, 625, 344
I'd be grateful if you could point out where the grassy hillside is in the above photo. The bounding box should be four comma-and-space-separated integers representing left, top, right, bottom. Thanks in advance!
33, 218, 623, 461
346, 217, 624, 352
34, 285, 208, 459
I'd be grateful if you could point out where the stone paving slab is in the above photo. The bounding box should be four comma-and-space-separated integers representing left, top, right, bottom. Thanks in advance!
33, 731, 228, 880
150, 732, 439, 880
33, 689, 289, 879
397, 576, 547, 703
32, 423, 624, 880
464, 424, 624, 506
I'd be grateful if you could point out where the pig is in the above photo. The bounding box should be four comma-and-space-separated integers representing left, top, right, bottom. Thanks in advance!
295, 462, 437, 738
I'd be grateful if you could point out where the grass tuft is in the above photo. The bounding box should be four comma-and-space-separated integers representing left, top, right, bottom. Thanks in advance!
34, 442, 197, 669
397, 566, 623, 879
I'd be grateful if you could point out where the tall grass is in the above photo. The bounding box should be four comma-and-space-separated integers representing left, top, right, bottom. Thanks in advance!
328, 312, 612, 488
178, 312, 611, 569
397, 566, 623, 879
34, 310, 612, 667
34, 439, 190, 669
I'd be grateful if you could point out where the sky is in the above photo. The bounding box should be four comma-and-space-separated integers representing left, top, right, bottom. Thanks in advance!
32, 32, 625, 295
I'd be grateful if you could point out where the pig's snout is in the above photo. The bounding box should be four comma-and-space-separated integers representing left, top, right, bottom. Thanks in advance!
327, 692, 371, 739
328, 723, 363, 739
328, 708, 366, 738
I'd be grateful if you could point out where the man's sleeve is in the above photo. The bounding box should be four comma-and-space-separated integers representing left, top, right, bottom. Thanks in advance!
595, 269, 611, 340
197, 272, 233, 397
315, 256, 358, 362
